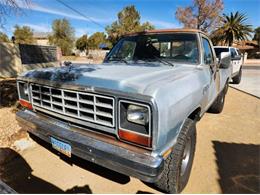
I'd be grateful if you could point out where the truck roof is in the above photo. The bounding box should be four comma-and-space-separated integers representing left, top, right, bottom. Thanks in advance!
124, 28, 209, 37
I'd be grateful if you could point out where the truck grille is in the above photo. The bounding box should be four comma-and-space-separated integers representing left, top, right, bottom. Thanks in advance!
30, 84, 115, 127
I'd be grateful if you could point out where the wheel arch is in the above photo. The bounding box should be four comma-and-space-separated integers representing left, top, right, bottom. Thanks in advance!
187, 107, 201, 121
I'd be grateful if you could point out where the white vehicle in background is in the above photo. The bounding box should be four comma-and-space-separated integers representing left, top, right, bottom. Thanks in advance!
214, 46, 243, 84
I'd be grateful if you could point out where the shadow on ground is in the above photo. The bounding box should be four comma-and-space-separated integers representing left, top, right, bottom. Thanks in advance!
0, 147, 92, 193
29, 133, 131, 185
0, 79, 18, 108
136, 190, 154, 194
213, 141, 260, 193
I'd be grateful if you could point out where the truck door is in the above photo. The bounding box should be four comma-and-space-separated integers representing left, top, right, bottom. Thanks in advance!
201, 37, 220, 106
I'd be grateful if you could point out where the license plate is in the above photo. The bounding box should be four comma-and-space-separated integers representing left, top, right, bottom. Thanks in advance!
50, 137, 71, 157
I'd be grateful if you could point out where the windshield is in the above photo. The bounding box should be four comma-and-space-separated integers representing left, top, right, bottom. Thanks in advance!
214, 48, 229, 58
105, 33, 200, 65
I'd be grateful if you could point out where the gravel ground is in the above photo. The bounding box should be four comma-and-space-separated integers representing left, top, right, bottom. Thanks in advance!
0, 107, 26, 148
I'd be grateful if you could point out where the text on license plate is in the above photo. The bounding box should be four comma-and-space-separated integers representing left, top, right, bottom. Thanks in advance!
50, 137, 71, 157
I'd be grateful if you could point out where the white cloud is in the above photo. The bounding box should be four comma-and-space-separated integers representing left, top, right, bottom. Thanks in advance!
75, 27, 102, 37
17, 1, 113, 24
17, 23, 102, 37
13, 23, 103, 38
143, 19, 181, 29
21, 23, 51, 32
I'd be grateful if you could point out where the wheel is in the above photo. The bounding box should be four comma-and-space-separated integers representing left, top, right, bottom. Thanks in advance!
208, 84, 227, 113
154, 118, 196, 193
224, 81, 229, 94
232, 68, 242, 84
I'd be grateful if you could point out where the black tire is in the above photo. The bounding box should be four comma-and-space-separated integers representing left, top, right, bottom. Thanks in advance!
208, 85, 227, 114
154, 119, 196, 193
223, 81, 229, 94
232, 68, 242, 84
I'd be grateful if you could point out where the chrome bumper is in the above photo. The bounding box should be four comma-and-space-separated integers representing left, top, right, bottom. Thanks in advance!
16, 110, 164, 182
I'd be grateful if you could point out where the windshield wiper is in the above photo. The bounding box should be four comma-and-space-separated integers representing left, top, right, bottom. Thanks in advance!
152, 56, 175, 67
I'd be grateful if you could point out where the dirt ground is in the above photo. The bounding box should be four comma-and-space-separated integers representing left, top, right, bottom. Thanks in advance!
0, 107, 27, 147
0, 88, 259, 193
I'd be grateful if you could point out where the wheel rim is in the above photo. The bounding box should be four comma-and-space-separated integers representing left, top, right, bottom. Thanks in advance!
180, 138, 192, 176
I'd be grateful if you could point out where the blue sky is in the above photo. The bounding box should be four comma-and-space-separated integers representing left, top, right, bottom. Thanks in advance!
1, 0, 260, 38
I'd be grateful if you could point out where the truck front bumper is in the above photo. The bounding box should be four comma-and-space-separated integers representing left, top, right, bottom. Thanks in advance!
16, 110, 164, 183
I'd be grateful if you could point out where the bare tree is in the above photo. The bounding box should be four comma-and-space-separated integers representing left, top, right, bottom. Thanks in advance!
175, 0, 224, 32
0, 0, 30, 29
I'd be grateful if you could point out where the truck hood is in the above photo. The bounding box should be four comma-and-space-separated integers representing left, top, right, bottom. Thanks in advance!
22, 63, 198, 96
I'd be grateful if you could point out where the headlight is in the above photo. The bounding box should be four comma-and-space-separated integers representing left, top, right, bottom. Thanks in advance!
119, 100, 152, 147
24, 84, 29, 96
17, 81, 29, 101
127, 105, 149, 125
17, 81, 32, 110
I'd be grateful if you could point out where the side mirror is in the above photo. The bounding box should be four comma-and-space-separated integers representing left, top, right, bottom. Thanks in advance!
232, 55, 241, 61
219, 52, 231, 69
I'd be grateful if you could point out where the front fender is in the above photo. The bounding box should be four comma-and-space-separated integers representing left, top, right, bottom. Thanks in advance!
150, 68, 208, 154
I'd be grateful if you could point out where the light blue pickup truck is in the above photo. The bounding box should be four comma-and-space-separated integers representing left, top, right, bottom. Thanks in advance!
16, 29, 231, 193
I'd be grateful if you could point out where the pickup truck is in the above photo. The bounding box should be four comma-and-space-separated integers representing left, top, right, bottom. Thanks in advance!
16, 29, 231, 193
214, 46, 243, 84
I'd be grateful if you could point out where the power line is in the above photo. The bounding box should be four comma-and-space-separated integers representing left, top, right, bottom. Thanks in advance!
54, 0, 105, 29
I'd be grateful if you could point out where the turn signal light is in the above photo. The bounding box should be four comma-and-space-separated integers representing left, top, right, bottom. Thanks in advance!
19, 99, 33, 110
118, 129, 151, 147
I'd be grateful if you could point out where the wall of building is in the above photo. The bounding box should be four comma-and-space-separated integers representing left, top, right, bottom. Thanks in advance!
0, 43, 22, 78
35, 39, 49, 46
0, 42, 60, 78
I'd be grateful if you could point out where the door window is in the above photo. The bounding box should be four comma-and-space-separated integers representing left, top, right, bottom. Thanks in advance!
230, 48, 237, 58
202, 38, 214, 65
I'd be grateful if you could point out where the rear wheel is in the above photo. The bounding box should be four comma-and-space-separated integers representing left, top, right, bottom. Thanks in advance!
232, 68, 242, 84
154, 119, 196, 193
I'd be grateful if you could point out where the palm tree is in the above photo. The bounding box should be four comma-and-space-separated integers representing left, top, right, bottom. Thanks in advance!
253, 27, 260, 48
211, 12, 253, 46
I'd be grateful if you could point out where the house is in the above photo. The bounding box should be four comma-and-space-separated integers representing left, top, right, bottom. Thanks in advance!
33, 32, 50, 46
233, 40, 260, 58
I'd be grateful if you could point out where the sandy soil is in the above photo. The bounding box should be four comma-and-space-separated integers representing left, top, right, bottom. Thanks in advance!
0, 107, 26, 147
0, 88, 259, 193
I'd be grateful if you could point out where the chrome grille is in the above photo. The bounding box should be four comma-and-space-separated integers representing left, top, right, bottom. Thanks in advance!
30, 84, 115, 127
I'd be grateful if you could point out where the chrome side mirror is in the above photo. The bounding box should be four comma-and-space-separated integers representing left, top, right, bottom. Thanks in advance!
219, 52, 231, 69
